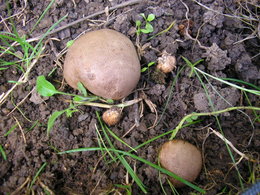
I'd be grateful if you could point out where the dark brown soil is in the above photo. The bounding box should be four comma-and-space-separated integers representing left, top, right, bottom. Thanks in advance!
0, 0, 259, 194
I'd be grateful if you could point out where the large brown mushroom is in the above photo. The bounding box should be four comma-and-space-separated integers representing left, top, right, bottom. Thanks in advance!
63, 29, 140, 100
159, 139, 202, 187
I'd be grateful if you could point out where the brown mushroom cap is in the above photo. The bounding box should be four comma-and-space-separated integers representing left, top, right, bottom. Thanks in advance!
63, 29, 140, 100
159, 139, 202, 187
102, 107, 121, 126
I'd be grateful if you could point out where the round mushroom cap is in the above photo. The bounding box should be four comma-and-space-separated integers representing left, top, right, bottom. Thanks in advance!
159, 139, 202, 187
63, 29, 140, 100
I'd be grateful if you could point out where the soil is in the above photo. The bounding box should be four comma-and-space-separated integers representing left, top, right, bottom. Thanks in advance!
0, 0, 259, 194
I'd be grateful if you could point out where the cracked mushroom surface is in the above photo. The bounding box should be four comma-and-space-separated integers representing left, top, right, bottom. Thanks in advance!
64, 29, 140, 100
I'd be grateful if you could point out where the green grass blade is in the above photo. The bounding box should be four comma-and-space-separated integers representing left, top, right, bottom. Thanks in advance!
77, 82, 87, 96
30, 162, 47, 189
159, 171, 168, 195
32, 14, 68, 57
157, 65, 186, 125
47, 110, 66, 136
96, 112, 147, 193
105, 126, 137, 152
30, 0, 55, 33
59, 147, 206, 193
95, 125, 117, 162
195, 67, 260, 95
0, 45, 23, 59
4, 124, 17, 136
135, 120, 201, 152
0, 145, 7, 160
221, 78, 260, 91
244, 92, 260, 123
118, 155, 147, 193
194, 69, 245, 190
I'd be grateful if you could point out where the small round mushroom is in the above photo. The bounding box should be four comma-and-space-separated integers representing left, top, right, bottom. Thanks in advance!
64, 29, 140, 100
159, 139, 202, 187
102, 107, 121, 126
156, 51, 176, 73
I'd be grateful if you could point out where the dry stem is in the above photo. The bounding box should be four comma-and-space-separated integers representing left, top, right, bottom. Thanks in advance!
13, 116, 26, 144
208, 127, 252, 162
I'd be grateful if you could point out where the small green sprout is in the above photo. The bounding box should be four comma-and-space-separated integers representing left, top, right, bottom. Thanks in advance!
141, 61, 155, 73
185, 114, 199, 123
36, 75, 98, 136
136, 13, 156, 35
0, 145, 7, 161
66, 40, 74, 48
181, 56, 204, 77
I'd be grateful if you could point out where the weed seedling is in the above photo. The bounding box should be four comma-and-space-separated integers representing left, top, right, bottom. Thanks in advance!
36, 75, 98, 135
36, 75, 142, 135
0, 145, 7, 161
29, 162, 47, 189
136, 13, 155, 35
141, 61, 155, 73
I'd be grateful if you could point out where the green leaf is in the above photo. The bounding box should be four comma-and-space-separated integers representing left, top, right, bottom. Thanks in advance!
147, 14, 155, 22
66, 109, 78, 117
66, 107, 78, 117
145, 23, 154, 33
36, 75, 60, 97
73, 96, 87, 102
141, 67, 148, 72
66, 40, 74, 47
47, 110, 66, 136
191, 115, 198, 120
140, 28, 150, 34
135, 20, 141, 27
185, 118, 193, 123
106, 99, 114, 104
140, 13, 146, 20
77, 82, 87, 96
148, 61, 155, 67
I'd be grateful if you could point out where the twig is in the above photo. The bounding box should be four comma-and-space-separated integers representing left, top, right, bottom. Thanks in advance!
11, 177, 30, 195
8, 87, 35, 116
192, 0, 258, 21
70, 98, 143, 109
92, 151, 108, 173
180, 0, 208, 50
0, 0, 28, 24
13, 116, 27, 144
25, 0, 143, 43
133, 91, 140, 127
140, 92, 158, 129
122, 124, 137, 138
90, 169, 109, 195
38, 179, 55, 195
208, 127, 256, 162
